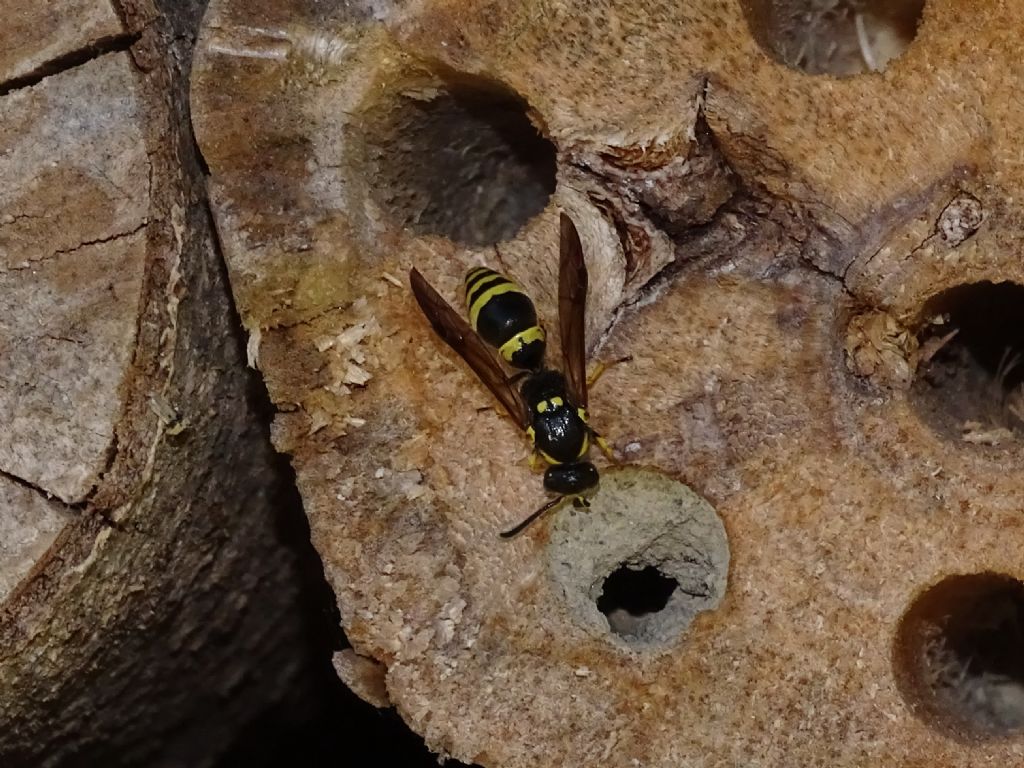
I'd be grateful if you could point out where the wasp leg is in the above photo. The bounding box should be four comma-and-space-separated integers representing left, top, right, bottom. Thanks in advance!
590, 428, 616, 462
587, 355, 633, 390
508, 370, 531, 387
528, 449, 545, 472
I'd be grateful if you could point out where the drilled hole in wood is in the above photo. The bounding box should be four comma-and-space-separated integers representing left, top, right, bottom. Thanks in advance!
894, 573, 1024, 738
364, 73, 555, 246
597, 565, 679, 637
547, 468, 729, 649
742, 0, 925, 76
911, 281, 1024, 446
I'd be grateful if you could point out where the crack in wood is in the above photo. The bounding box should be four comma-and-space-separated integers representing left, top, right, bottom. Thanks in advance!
0, 466, 83, 514
0, 32, 139, 98
0, 222, 148, 275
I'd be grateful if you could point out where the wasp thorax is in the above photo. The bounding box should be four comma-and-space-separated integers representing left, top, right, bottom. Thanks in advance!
520, 370, 568, 407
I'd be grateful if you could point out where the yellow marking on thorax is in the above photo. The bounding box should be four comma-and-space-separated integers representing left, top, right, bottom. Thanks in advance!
539, 448, 559, 465
536, 396, 564, 413
576, 432, 590, 459
468, 282, 519, 327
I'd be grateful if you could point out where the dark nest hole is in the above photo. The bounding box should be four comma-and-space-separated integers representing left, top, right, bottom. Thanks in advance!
364, 72, 556, 247
596, 565, 679, 637
894, 573, 1024, 738
911, 281, 1024, 445
741, 0, 925, 76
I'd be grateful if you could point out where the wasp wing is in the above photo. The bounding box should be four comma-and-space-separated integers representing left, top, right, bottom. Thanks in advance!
558, 212, 589, 409
410, 267, 529, 429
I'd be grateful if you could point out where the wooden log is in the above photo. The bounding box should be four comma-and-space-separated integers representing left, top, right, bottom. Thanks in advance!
192, 0, 1024, 765
0, 1, 328, 764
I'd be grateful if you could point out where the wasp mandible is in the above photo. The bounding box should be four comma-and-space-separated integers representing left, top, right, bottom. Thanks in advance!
409, 213, 616, 537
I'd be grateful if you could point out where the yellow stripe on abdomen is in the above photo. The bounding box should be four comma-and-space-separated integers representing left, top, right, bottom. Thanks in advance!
469, 282, 520, 328
499, 325, 546, 364
465, 268, 501, 298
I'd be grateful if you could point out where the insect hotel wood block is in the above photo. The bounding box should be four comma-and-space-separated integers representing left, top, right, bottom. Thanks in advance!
192, 0, 1024, 765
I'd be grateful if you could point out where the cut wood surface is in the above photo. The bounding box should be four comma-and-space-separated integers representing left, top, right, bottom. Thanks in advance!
0, 52, 148, 506
192, 1, 1024, 766
0, 1, 125, 85
0, 1, 328, 765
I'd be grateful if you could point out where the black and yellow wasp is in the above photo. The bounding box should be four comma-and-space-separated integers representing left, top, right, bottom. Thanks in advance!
409, 212, 615, 538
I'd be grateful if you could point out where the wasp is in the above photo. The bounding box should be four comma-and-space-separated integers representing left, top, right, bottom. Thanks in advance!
409, 213, 616, 538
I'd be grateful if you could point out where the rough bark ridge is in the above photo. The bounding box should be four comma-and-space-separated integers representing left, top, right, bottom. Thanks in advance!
192, 1, 1024, 766
0, 1, 328, 765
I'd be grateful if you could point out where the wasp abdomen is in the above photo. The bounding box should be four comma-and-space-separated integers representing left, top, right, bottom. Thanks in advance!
465, 267, 546, 370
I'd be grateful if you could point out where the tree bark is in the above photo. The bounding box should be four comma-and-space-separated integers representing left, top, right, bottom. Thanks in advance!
0, 2, 332, 765
192, 1, 1024, 766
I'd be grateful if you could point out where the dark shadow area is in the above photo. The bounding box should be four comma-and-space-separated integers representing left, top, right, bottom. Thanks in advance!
162, 2, 472, 763
911, 281, 1024, 442
741, 0, 924, 76
213, 375, 477, 768
597, 565, 678, 621
364, 71, 557, 246
894, 572, 1024, 738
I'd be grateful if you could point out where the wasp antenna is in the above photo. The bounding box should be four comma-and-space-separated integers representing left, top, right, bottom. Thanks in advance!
499, 496, 564, 539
